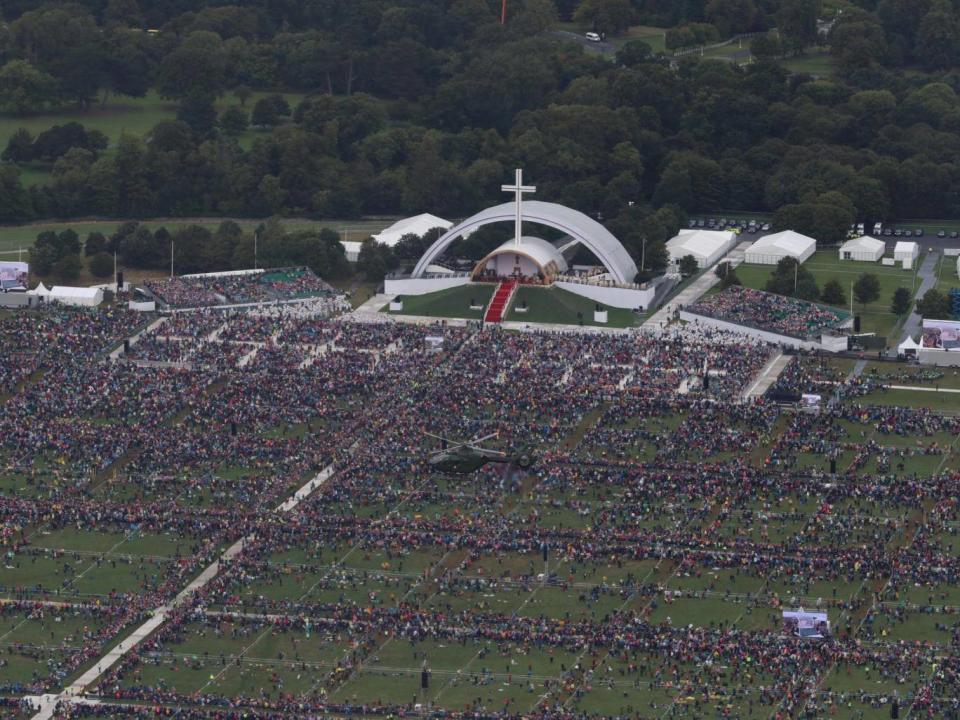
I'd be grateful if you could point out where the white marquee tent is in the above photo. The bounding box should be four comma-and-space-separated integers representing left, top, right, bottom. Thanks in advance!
666, 229, 738, 269
48, 285, 103, 307
894, 241, 919, 269
839, 236, 885, 262
745, 230, 816, 265
373, 213, 452, 247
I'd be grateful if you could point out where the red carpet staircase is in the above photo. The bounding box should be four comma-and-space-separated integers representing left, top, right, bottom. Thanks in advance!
484, 279, 517, 324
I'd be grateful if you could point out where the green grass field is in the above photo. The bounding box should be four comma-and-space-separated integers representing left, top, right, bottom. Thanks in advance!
731, 250, 920, 341
506, 285, 639, 327
383, 284, 640, 328
780, 50, 836, 76
384, 283, 494, 320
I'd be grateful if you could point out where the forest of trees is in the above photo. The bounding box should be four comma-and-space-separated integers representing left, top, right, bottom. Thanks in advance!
3, 0, 960, 281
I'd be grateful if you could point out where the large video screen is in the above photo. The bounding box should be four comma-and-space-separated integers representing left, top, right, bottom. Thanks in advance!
922, 319, 960, 351
782, 609, 830, 638
0, 261, 27, 289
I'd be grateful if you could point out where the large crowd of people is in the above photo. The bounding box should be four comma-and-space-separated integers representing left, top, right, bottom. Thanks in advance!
688, 286, 848, 340
143, 267, 341, 309
0, 294, 958, 719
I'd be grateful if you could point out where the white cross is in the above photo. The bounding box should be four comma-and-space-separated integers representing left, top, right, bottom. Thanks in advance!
502, 169, 536, 247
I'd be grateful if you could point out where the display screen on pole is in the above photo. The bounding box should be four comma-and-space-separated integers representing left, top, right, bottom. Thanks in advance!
0, 261, 28, 289
922, 319, 960, 351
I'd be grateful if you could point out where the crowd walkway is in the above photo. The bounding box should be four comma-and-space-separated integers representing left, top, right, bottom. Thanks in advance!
643, 240, 751, 330
897, 250, 938, 348
28, 462, 339, 720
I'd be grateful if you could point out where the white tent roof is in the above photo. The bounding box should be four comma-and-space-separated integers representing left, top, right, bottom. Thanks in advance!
480, 236, 569, 273
894, 241, 919, 255
667, 229, 736, 258
50, 286, 101, 299
898, 336, 921, 352
840, 236, 885, 253
27, 283, 51, 296
373, 213, 452, 246
747, 230, 816, 255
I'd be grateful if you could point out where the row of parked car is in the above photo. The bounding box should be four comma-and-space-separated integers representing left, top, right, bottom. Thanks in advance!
858, 223, 958, 239
690, 218, 772, 233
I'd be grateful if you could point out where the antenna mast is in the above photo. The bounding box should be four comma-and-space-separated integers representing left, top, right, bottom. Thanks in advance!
501, 0, 507, 24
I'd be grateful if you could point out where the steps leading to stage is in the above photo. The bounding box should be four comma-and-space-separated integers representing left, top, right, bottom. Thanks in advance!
484, 280, 518, 323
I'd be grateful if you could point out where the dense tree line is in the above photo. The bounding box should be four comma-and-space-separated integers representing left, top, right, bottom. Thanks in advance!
29, 219, 351, 281
3, 0, 960, 280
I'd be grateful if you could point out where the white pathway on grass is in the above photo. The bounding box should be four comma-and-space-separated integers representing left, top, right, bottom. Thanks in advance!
28, 463, 338, 720
742, 352, 791, 401
642, 240, 751, 330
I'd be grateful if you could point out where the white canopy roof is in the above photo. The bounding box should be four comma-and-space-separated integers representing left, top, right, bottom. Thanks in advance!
480, 236, 569, 274
667, 229, 736, 260
894, 241, 919, 255
747, 230, 816, 255
373, 213, 452, 246
898, 335, 922, 353
27, 283, 51, 296
840, 236, 885, 253
50, 286, 101, 299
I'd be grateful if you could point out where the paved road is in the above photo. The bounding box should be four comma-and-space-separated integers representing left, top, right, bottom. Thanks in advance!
548, 30, 616, 56
897, 250, 939, 348
642, 240, 751, 329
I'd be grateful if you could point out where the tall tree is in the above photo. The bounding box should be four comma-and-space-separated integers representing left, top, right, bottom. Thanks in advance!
0, 60, 57, 114
776, 0, 820, 54
573, 0, 635, 34
915, 0, 960, 71
853, 273, 880, 308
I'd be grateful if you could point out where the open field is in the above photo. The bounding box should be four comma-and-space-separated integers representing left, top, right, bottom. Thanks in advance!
780, 50, 836, 76
0, 217, 394, 255
384, 282, 493, 319
506, 285, 639, 327
2, 290, 960, 717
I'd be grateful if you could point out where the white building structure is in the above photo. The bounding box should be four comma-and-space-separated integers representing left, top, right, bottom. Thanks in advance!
839, 236, 885, 262
894, 241, 920, 269
472, 236, 568, 281
745, 230, 816, 265
31, 285, 103, 307
666, 229, 738, 269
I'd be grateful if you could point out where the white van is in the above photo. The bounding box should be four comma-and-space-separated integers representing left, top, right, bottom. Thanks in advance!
585, 32, 601, 42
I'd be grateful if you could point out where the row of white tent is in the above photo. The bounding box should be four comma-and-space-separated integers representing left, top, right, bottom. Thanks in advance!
666, 229, 817, 269
667, 228, 925, 271
839, 236, 920, 267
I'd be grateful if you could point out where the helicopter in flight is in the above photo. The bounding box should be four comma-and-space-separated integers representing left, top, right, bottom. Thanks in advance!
425, 431, 535, 475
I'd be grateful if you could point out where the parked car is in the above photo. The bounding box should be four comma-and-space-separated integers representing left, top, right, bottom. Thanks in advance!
951, 231, 959, 239
937, 230, 946, 238
883, 229, 893, 236
915, 229, 924, 237
585, 32, 601, 42
904, 230, 913, 237
894, 229, 903, 236
761, 223, 771, 231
